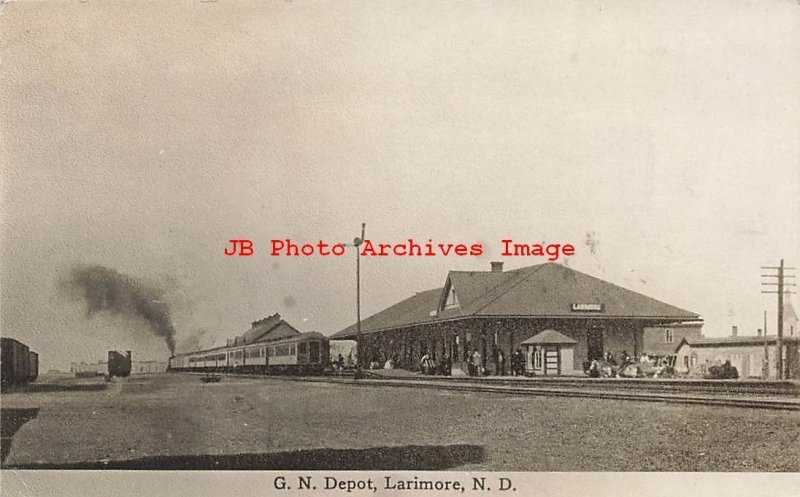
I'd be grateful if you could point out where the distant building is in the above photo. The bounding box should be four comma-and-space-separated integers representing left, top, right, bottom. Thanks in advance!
70, 357, 166, 376
674, 335, 800, 379
131, 360, 168, 374
70, 361, 106, 376
785, 294, 798, 337
642, 322, 703, 358
227, 313, 300, 347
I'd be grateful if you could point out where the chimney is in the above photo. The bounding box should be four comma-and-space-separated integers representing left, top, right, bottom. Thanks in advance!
126, 351, 132, 359
731, 326, 738, 337
491, 261, 504, 273
757, 328, 763, 337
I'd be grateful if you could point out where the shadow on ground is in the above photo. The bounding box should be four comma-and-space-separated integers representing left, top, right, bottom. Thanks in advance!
1, 408, 39, 464
4, 444, 485, 470
21, 383, 108, 393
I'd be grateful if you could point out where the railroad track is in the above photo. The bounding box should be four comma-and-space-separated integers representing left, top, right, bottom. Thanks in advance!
180, 371, 800, 410
345, 377, 800, 411
393, 375, 800, 396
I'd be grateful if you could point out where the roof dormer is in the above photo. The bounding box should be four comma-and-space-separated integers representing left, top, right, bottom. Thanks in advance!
439, 276, 460, 312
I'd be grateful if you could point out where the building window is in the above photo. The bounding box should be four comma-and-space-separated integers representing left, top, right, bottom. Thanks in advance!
665, 329, 674, 344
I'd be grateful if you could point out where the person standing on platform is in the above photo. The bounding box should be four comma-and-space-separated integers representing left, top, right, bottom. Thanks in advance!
420, 352, 431, 375
472, 349, 482, 376
513, 349, 525, 376
497, 351, 505, 376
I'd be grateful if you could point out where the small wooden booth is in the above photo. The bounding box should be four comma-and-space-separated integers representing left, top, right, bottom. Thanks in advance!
522, 330, 578, 376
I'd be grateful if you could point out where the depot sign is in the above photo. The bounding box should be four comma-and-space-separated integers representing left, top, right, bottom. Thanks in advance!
571, 303, 604, 312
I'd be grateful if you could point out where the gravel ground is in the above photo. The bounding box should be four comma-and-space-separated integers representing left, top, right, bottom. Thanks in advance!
1, 373, 798, 471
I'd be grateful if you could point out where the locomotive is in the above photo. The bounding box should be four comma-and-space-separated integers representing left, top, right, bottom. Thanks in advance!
1, 337, 39, 390
168, 331, 330, 375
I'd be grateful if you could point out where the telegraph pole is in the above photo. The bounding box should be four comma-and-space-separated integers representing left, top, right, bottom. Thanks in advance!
355, 223, 366, 372
763, 310, 768, 378
341, 223, 367, 375
761, 260, 796, 379
778, 260, 784, 379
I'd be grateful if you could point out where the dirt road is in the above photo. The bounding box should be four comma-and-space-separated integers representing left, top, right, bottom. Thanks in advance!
1, 373, 798, 470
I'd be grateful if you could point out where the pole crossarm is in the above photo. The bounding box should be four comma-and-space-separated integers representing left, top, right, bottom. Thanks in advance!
763, 259, 795, 379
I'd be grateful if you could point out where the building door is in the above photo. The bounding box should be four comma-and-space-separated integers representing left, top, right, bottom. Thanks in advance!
543, 345, 561, 375
587, 326, 604, 361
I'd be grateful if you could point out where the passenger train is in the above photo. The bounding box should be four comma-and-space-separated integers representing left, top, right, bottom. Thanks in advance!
168, 331, 330, 375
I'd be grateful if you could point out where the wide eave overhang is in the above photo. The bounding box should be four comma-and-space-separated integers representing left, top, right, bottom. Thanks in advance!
332, 313, 702, 340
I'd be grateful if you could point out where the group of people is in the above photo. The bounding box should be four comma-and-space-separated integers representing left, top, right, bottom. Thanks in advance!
366, 348, 529, 377
419, 352, 452, 376
585, 350, 676, 378
586, 350, 633, 378
465, 348, 526, 376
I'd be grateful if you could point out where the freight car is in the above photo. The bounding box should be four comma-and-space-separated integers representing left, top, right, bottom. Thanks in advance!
27, 350, 39, 383
169, 332, 329, 375
1, 337, 38, 389
108, 350, 132, 378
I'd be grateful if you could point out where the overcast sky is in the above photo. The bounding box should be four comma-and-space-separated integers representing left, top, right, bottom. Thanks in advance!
2, 1, 798, 371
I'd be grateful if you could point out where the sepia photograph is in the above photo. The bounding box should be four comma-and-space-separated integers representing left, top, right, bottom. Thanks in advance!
1, 1, 798, 495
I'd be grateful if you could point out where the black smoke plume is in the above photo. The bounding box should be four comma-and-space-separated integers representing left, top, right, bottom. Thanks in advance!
178, 327, 217, 354
61, 264, 176, 354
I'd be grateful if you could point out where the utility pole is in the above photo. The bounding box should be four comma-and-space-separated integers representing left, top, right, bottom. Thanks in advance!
761, 260, 796, 379
341, 223, 367, 375
763, 310, 769, 378
355, 223, 366, 371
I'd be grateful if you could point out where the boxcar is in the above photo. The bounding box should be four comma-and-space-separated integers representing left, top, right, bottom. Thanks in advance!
1, 337, 33, 389
27, 350, 39, 383
108, 350, 132, 377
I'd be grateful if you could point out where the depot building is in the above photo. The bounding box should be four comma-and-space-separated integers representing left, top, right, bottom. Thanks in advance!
331, 262, 701, 375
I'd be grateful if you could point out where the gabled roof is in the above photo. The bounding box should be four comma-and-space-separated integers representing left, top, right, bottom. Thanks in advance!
331, 288, 442, 340
521, 329, 578, 345
234, 313, 301, 345
332, 263, 701, 339
438, 271, 511, 313
440, 263, 700, 320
